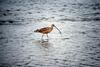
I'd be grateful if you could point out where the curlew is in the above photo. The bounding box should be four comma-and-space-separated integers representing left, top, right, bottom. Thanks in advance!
34, 24, 61, 40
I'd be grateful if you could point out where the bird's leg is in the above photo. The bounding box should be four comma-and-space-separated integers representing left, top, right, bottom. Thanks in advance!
41, 34, 44, 40
46, 34, 49, 40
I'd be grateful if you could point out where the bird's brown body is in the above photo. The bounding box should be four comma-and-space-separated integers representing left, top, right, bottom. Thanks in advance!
34, 26, 53, 34
34, 24, 61, 40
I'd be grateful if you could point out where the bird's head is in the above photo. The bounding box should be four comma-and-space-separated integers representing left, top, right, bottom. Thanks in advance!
51, 24, 62, 34
51, 24, 55, 27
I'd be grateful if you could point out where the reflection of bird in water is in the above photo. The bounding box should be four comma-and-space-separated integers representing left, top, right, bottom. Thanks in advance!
34, 24, 61, 40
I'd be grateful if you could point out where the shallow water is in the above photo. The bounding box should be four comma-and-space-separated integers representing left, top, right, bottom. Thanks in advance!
0, 21, 100, 67
0, 0, 100, 67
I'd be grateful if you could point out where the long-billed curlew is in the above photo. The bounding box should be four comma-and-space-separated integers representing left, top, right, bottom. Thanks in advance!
34, 24, 61, 40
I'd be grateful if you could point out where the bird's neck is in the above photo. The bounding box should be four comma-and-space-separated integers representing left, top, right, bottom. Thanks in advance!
51, 25, 54, 30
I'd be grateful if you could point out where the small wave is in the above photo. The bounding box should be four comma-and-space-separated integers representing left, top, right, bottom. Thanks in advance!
0, 63, 12, 67
89, 3, 100, 8
0, 20, 22, 25
59, 17, 100, 22
81, 17, 100, 21
83, 12, 100, 16
59, 18, 77, 21
89, 3, 100, 10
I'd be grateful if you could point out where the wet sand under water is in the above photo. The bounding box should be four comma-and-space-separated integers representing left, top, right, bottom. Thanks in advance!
0, 21, 100, 67
0, 0, 100, 67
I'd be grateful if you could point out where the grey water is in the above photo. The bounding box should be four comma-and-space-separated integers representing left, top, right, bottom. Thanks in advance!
0, 0, 100, 67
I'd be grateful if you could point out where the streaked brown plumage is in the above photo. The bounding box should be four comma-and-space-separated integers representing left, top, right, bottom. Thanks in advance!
34, 24, 61, 40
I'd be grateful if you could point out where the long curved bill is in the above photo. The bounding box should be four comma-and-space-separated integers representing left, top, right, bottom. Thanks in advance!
54, 25, 62, 34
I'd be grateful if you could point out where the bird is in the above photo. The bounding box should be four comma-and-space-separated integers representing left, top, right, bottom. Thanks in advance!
34, 24, 61, 40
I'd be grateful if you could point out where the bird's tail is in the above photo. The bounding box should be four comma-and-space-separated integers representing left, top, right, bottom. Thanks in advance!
34, 29, 39, 32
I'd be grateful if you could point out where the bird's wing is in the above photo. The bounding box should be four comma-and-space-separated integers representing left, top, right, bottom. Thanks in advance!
39, 27, 49, 32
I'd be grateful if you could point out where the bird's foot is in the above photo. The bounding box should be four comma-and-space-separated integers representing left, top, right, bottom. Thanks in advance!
41, 38, 49, 41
